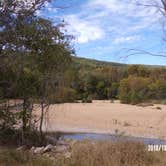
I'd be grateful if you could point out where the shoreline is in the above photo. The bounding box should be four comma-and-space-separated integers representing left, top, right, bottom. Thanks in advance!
44, 130, 166, 146
35, 100, 166, 140
44, 127, 166, 140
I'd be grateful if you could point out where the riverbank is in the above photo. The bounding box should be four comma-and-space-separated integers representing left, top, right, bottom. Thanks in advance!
1, 139, 166, 166
34, 100, 166, 139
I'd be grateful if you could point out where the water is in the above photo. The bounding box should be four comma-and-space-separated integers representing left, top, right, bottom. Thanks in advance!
60, 133, 166, 145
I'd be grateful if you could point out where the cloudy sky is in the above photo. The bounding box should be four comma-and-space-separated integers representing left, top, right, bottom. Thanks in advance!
39, 0, 166, 65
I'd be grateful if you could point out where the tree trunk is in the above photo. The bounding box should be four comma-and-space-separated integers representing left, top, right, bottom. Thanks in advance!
39, 102, 44, 139
22, 98, 27, 132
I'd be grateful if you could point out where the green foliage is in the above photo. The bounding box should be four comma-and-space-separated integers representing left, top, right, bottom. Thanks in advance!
127, 65, 150, 77
72, 56, 126, 72
118, 78, 130, 103
73, 57, 166, 104
0, 102, 17, 131
109, 82, 119, 99
0, 0, 73, 144
129, 90, 142, 104
119, 76, 150, 104
54, 87, 77, 103
118, 75, 166, 104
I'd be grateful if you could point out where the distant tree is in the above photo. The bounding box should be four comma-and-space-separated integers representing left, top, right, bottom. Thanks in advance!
127, 65, 139, 76
109, 82, 119, 99
118, 78, 130, 103
119, 76, 151, 104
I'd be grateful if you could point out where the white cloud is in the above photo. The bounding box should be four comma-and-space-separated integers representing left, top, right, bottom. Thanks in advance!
44, 1, 57, 13
87, 0, 161, 16
64, 15, 105, 44
62, 0, 162, 44
87, 0, 124, 12
113, 35, 141, 44
86, 0, 162, 29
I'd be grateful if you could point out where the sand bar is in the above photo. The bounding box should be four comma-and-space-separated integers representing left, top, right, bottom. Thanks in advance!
34, 100, 166, 139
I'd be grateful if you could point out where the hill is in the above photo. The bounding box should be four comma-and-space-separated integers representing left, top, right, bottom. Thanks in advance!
72, 56, 126, 71
72, 56, 165, 70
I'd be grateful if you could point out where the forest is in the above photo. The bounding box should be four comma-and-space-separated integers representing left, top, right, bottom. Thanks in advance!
65, 57, 166, 105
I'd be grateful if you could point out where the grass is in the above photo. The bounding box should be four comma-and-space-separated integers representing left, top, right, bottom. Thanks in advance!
0, 149, 53, 166
1, 140, 166, 166
57, 140, 166, 166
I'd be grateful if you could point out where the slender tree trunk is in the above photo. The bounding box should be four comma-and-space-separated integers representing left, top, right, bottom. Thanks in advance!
22, 98, 30, 144
28, 102, 33, 130
39, 101, 44, 138
22, 98, 27, 132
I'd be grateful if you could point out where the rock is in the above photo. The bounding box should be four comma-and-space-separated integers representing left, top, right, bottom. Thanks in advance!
43, 144, 54, 153
156, 106, 162, 110
16, 145, 27, 151
56, 145, 69, 153
64, 152, 71, 159
34, 147, 44, 154
30, 146, 35, 153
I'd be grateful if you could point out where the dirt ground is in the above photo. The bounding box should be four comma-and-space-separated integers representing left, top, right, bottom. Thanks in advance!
34, 100, 166, 139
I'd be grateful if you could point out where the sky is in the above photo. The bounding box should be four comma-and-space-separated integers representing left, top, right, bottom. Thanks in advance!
38, 0, 166, 65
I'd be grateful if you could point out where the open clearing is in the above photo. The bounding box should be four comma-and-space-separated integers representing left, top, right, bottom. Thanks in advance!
35, 100, 166, 139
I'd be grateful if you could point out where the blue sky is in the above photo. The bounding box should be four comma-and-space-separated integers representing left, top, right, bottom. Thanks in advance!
38, 0, 166, 65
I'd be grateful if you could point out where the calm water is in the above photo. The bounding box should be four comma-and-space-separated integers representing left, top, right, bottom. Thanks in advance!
60, 133, 166, 145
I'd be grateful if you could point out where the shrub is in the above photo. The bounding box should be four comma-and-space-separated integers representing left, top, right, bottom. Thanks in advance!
129, 90, 142, 104
52, 87, 77, 103
119, 76, 151, 104
82, 97, 92, 103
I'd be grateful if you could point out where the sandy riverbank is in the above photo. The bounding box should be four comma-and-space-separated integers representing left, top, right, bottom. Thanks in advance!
34, 100, 166, 139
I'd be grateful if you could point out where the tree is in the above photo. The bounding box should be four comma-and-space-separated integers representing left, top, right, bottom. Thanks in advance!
0, 0, 73, 144
119, 76, 151, 104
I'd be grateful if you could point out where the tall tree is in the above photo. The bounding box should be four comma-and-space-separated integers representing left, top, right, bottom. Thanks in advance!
0, 0, 73, 144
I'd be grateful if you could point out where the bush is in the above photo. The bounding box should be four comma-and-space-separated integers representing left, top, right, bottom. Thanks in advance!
0, 129, 48, 147
51, 87, 77, 103
119, 76, 151, 104
82, 98, 92, 103
129, 90, 142, 104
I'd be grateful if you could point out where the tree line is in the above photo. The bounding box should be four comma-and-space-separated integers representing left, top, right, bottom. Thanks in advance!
68, 64, 166, 104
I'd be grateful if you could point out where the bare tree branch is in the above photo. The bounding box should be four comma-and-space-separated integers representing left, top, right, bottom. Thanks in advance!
119, 1, 166, 60
118, 48, 166, 62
